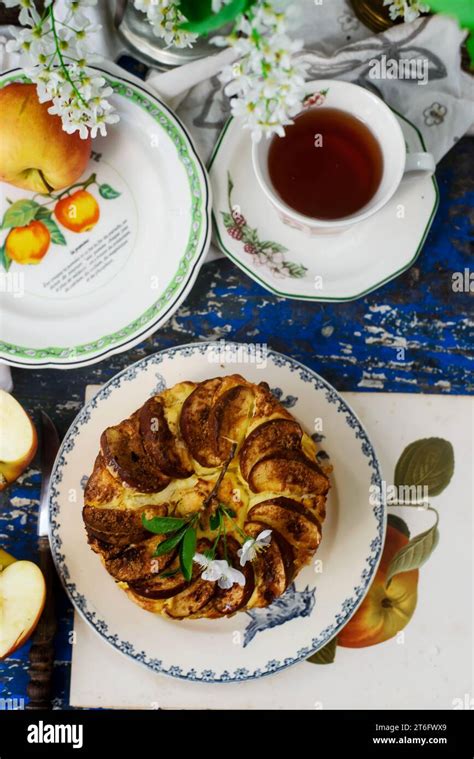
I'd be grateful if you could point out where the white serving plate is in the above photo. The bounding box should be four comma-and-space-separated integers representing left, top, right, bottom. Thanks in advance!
49, 342, 386, 683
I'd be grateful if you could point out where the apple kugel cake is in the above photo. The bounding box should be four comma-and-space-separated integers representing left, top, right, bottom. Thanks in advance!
83, 375, 331, 619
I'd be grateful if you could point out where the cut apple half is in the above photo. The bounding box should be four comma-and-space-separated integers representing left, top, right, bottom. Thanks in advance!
0, 390, 37, 491
0, 560, 46, 660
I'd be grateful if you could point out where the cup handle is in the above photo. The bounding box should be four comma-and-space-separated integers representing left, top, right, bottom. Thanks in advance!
403, 152, 436, 180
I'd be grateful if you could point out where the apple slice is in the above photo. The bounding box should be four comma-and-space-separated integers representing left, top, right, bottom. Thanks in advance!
100, 416, 170, 493
84, 454, 123, 508
164, 539, 217, 618
252, 382, 291, 424
208, 385, 255, 460
248, 498, 322, 566
0, 391, 37, 491
102, 535, 176, 582
0, 561, 45, 660
239, 419, 303, 482
179, 378, 224, 467
139, 397, 193, 478
129, 565, 188, 601
82, 504, 167, 547
248, 453, 329, 495
203, 536, 255, 618
245, 522, 287, 607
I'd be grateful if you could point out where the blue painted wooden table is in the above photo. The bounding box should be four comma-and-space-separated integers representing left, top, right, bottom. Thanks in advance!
0, 135, 472, 709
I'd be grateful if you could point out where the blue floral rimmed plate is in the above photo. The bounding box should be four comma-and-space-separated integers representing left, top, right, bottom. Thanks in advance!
49, 342, 386, 682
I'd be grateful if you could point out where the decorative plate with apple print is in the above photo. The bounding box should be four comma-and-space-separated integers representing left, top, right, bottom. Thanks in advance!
0, 68, 211, 368
48, 343, 385, 682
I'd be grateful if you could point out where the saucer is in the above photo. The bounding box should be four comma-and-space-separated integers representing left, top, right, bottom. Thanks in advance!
209, 96, 439, 302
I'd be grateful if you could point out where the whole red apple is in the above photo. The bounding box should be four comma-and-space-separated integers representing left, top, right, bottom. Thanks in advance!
338, 524, 419, 648
0, 83, 91, 193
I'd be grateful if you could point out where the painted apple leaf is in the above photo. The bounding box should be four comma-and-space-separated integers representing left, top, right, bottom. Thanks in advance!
41, 216, 66, 246
387, 513, 410, 539
385, 513, 439, 586
99, 184, 121, 200
180, 526, 197, 581
0, 242, 11, 272
394, 437, 454, 497
307, 635, 337, 665
35, 206, 53, 220
1, 199, 40, 230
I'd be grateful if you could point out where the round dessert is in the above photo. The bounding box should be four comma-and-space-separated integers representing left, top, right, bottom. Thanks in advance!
83, 375, 331, 619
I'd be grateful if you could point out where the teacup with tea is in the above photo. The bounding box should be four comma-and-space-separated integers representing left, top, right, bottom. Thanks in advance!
252, 80, 435, 235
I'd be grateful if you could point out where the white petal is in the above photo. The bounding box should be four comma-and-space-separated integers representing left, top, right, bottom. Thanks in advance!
256, 529, 272, 546
193, 552, 210, 569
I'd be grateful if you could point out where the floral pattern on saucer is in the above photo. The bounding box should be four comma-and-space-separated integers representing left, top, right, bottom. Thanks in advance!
221, 173, 307, 279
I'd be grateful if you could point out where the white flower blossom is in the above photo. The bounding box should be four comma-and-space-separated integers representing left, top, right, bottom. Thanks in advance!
133, 0, 197, 49
213, 1, 308, 140
5, 0, 118, 139
193, 554, 246, 590
384, 0, 430, 23
237, 530, 272, 566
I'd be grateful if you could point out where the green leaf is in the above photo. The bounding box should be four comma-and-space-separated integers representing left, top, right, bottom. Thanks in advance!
41, 216, 66, 245
394, 437, 454, 497
210, 512, 221, 531
227, 172, 234, 198
307, 636, 337, 664
142, 515, 188, 534
181, 0, 250, 35
284, 262, 308, 279
386, 513, 440, 585
221, 211, 234, 227
242, 227, 258, 245
221, 504, 236, 518
35, 206, 53, 220
0, 242, 11, 272
427, 0, 474, 27
1, 200, 40, 230
387, 513, 410, 540
99, 184, 121, 200
153, 528, 187, 556
180, 527, 197, 581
